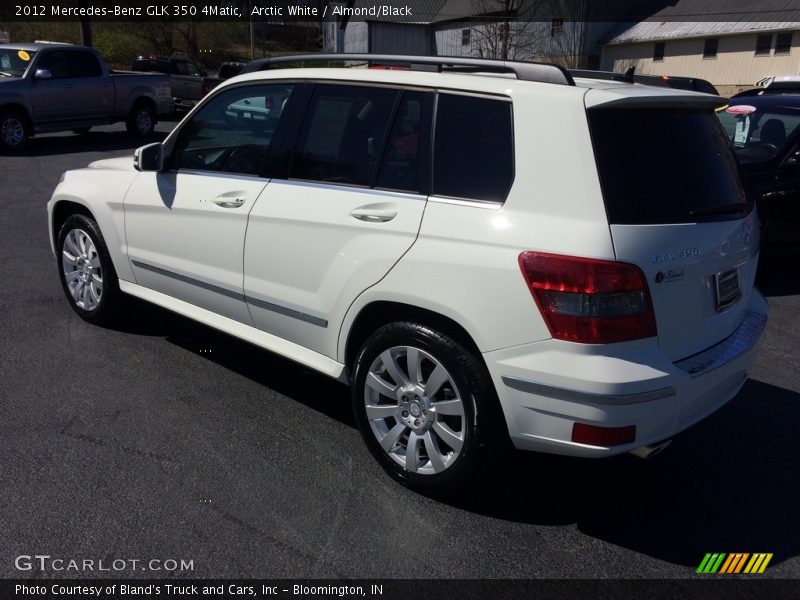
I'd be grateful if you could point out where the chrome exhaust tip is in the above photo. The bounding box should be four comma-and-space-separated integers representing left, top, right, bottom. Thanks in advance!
629, 439, 672, 459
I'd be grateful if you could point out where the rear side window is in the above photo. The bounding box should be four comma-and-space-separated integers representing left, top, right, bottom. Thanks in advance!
67, 51, 101, 78
589, 108, 744, 224
291, 84, 400, 186
375, 91, 432, 193
433, 94, 514, 203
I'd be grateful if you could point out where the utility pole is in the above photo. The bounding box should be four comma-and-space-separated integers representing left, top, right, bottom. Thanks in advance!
249, 0, 255, 59
78, 0, 92, 46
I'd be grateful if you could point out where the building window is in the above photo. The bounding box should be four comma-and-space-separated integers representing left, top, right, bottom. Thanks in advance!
755, 34, 773, 55
653, 42, 665, 61
551, 18, 564, 36
703, 38, 718, 59
775, 32, 793, 54
461, 29, 471, 46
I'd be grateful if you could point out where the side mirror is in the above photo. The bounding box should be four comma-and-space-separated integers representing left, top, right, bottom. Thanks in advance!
134, 142, 164, 172
33, 69, 52, 80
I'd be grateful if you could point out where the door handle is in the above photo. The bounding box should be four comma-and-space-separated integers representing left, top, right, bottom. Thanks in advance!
350, 207, 397, 223
213, 196, 246, 208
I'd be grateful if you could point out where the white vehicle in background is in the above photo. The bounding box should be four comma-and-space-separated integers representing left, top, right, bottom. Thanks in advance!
47, 55, 767, 495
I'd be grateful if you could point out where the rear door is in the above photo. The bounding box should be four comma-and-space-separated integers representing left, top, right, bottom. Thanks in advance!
64, 50, 113, 122
243, 84, 433, 356
587, 104, 759, 361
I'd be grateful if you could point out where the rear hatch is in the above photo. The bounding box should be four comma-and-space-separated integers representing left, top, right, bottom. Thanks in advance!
587, 95, 759, 361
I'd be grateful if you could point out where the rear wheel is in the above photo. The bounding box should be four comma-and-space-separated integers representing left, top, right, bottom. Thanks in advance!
56, 214, 120, 325
351, 322, 505, 495
0, 109, 30, 151
126, 103, 155, 136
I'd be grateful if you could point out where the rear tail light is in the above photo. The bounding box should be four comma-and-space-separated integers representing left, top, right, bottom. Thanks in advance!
518, 252, 657, 344
572, 423, 636, 446
266, 96, 274, 111
201, 82, 210, 96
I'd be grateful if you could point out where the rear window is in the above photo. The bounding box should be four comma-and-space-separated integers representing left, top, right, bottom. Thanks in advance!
589, 108, 744, 224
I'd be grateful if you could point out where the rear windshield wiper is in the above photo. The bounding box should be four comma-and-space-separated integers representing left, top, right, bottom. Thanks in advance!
689, 201, 754, 218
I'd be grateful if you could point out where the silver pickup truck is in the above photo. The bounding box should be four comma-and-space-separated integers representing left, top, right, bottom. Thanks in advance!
0, 43, 173, 151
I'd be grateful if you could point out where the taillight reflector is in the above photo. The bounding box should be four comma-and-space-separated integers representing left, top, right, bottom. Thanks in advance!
518, 252, 657, 344
572, 423, 636, 446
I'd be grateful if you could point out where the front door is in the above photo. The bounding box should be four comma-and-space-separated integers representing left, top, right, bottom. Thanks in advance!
124, 82, 299, 324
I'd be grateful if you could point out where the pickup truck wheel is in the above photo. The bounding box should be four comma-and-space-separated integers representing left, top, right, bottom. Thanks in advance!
351, 322, 505, 496
0, 109, 29, 151
57, 214, 120, 325
126, 104, 155, 136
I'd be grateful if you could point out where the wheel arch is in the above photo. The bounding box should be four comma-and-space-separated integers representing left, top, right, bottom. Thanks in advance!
342, 300, 485, 377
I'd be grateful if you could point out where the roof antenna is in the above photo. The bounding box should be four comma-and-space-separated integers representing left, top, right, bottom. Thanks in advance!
624, 66, 636, 83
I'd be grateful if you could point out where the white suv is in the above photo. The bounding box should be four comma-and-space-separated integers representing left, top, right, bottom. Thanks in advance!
48, 55, 767, 494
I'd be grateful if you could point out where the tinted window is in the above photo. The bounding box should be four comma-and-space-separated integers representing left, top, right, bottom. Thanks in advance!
171, 83, 295, 176
291, 84, 399, 186
375, 91, 431, 193
589, 108, 744, 224
433, 94, 514, 203
67, 51, 101, 78
37, 51, 68, 79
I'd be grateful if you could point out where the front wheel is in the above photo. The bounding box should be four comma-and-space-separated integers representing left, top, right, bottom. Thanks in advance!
351, 322, 506, 495
0, 109, 30, 151
56, 214, 121, 325
126, 103, 155, 136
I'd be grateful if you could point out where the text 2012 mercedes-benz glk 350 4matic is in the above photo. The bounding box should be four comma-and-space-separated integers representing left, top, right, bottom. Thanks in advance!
47, 55, 767, 494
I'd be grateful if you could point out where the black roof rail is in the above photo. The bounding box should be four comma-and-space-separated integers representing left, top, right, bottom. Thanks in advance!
570, 67, 636, 84
239, 53, 575, 86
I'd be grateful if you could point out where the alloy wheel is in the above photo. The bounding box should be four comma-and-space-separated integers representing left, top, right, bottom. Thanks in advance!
364, 346, 466, 475
61, 228, 103, 311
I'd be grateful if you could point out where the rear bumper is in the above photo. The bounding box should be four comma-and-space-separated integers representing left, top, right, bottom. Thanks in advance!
484, 291, 768, 457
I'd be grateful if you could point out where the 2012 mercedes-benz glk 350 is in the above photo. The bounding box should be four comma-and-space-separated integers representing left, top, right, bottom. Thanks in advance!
48, 55, 767, 494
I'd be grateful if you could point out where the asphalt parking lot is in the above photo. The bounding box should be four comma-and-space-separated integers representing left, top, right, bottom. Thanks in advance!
1, 121, 799, 579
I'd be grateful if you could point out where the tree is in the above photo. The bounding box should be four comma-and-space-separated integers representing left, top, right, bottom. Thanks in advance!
465, 0, 588, 66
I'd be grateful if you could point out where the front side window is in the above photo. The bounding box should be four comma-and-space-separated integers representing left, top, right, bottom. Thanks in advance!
433, 94, 514, 203
290, 84, 399, 186
37, 51, 68, 79
170, 83, 296, 176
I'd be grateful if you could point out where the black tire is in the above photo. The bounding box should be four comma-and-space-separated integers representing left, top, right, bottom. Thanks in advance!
56, 214, 121, 325
0, 108, 30, 151
72, 127, 92, 135
126, 103, 156, 136
351, 322, 507, 495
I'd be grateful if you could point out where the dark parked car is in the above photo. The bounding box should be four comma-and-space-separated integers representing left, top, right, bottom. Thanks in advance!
716, 94, 800, 251
131, 56, 209, 111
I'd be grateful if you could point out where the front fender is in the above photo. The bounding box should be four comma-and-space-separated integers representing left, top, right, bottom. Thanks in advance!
48, 170, 139, 283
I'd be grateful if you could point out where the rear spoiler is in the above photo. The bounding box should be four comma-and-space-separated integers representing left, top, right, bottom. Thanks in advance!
586, 93, 728, 111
